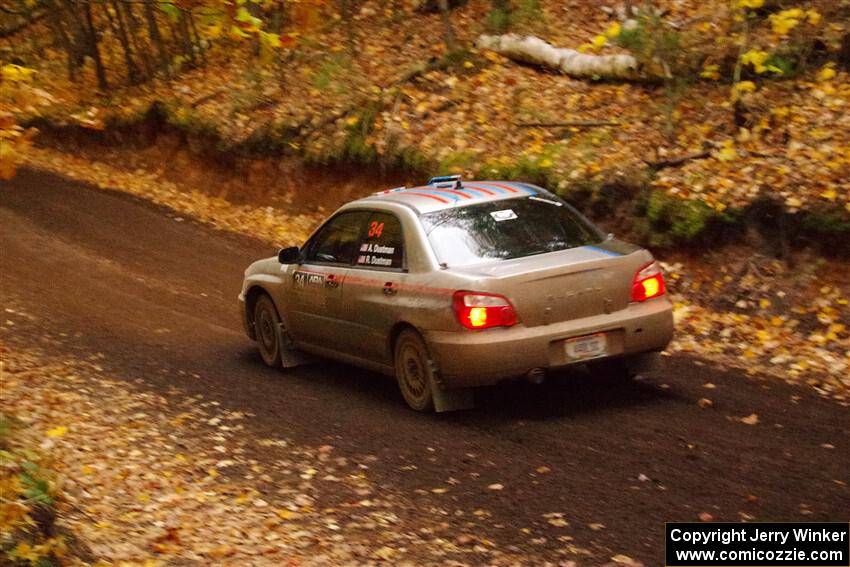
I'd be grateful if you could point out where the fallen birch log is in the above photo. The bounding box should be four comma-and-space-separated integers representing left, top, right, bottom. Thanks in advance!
476, 34, 638, 79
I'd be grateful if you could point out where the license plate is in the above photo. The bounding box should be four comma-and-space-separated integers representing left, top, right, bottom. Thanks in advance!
565, 333, 608, 361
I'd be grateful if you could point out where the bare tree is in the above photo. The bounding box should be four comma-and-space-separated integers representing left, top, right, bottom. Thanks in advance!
436, 0, 456, 51
143, 0, 169, 75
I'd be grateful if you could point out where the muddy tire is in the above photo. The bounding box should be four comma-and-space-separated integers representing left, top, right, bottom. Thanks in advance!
254, 294, 282, 367
394, 329, 436, 412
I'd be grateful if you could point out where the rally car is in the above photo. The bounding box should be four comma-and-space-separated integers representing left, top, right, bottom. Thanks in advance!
239, 176, 673, 412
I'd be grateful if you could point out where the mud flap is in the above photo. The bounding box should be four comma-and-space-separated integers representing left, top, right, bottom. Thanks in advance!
432, 384, 475, 412
627, 352, 661, 375
276, 322, 309, 369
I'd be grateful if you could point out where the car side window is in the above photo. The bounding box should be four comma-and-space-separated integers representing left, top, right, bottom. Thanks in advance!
303, 211, 369, 266
354, 212, 405, 270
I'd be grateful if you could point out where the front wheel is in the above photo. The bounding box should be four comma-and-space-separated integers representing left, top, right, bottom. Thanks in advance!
394, 329, 436, 412
254, 294, 282, 367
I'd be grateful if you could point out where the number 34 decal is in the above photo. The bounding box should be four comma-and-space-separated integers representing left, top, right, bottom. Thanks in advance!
368, 221, 384, 238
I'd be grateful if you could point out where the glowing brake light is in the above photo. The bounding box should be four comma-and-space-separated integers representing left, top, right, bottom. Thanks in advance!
631, 261, 666, 302
452, 291, 518, 330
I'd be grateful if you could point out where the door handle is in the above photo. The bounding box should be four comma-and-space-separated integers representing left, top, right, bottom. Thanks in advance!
382, 282, 397, 295
325, 274, 339, 288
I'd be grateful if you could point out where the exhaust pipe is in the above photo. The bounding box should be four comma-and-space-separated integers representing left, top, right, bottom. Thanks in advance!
525, 368, 546, 384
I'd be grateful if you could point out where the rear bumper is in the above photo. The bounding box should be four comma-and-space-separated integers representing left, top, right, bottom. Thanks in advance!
425, 297, 674, 388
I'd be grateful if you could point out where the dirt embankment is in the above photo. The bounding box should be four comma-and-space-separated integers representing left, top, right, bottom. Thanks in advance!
28, 106, 850, 258
30, 109, 412, 218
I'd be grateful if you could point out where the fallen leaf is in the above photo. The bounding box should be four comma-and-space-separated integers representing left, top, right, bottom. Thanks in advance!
46, 426, 68, 438
373, 546, 396, 560
741, 413, 759, 425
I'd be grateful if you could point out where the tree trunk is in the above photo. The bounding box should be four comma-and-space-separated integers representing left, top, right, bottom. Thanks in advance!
178, 10, 196, 65
81, 2, 108, 89
57, 0, 92, 65
436, 0, 457, 52
108, 0, 141, 83
123, 1, 153, 78
338, 0, 358, 56
490, 0, 511, 31
187, 11, 206, 65
143, 0, 169, 75
44, 0, 78, 80
839, 33, 850, 71
477, 34, 638, 79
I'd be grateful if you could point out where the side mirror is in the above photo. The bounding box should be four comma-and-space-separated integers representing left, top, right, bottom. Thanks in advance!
278, 246, 300, 264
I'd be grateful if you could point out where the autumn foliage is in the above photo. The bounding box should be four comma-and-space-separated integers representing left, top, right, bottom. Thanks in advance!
0, 0, 848, 240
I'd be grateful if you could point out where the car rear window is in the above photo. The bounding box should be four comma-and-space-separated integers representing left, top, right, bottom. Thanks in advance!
420, 196, 604, 267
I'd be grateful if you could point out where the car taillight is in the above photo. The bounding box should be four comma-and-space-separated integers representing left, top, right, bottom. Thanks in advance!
452, 291, 518, 330
631, 261, 666, 302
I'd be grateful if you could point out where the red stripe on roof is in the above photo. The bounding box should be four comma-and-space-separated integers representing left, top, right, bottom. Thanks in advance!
462, 184, 496, 195
402, 191, 450, 204
482, 181, 520, 193
425, 187, 473, 199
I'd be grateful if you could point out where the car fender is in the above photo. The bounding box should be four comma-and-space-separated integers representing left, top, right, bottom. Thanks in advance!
240, 257, 289, 338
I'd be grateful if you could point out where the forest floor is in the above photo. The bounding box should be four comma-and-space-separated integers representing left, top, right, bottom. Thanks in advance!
4, 0, 849, 227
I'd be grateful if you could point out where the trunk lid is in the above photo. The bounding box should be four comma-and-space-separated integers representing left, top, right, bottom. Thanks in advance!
451, 244, 651, 328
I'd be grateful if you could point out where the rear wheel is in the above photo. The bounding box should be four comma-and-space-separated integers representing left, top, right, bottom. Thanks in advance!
254, 294, 282, 367
394, 329, 436, 412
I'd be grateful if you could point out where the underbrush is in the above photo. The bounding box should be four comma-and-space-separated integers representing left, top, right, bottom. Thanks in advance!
0, 412, 86, 566
25, 104, 850, 257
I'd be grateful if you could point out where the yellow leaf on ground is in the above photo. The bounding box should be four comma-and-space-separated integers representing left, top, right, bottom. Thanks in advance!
818, 65, 836, 81
46, 426, 68, 438
741, 413, 759, 425
374, 546, 396, 560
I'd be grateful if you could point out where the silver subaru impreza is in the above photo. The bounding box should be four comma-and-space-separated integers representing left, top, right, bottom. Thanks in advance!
239, 176, 673, 411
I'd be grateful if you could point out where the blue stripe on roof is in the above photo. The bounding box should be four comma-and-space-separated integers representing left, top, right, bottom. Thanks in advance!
455, 187, 487, 197
584, 245, 622, 257
468, 182, 508, 194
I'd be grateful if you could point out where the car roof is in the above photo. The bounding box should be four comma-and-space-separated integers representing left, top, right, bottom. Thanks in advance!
359, 179, 543, 215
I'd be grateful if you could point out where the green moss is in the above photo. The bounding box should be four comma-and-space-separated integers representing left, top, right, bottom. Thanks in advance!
486, 8, 511, 33
163, 104, 220, 139
240, 122, 300, 156
438, 150, 479, 175
644, 190, 726, 247
312, 54, 353, 95
800, 208, 850, 234
393, 146, 435, 175
479, 144, 563, 187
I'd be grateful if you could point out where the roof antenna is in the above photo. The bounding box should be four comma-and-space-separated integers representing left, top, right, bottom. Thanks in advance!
428, 175, 462, 189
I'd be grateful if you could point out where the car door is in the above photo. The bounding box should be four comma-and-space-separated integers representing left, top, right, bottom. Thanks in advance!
344, 211, 408, 363
285, 210, 369, 351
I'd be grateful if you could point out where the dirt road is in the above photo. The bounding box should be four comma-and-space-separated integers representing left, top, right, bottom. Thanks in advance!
2, 169, 847, 565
